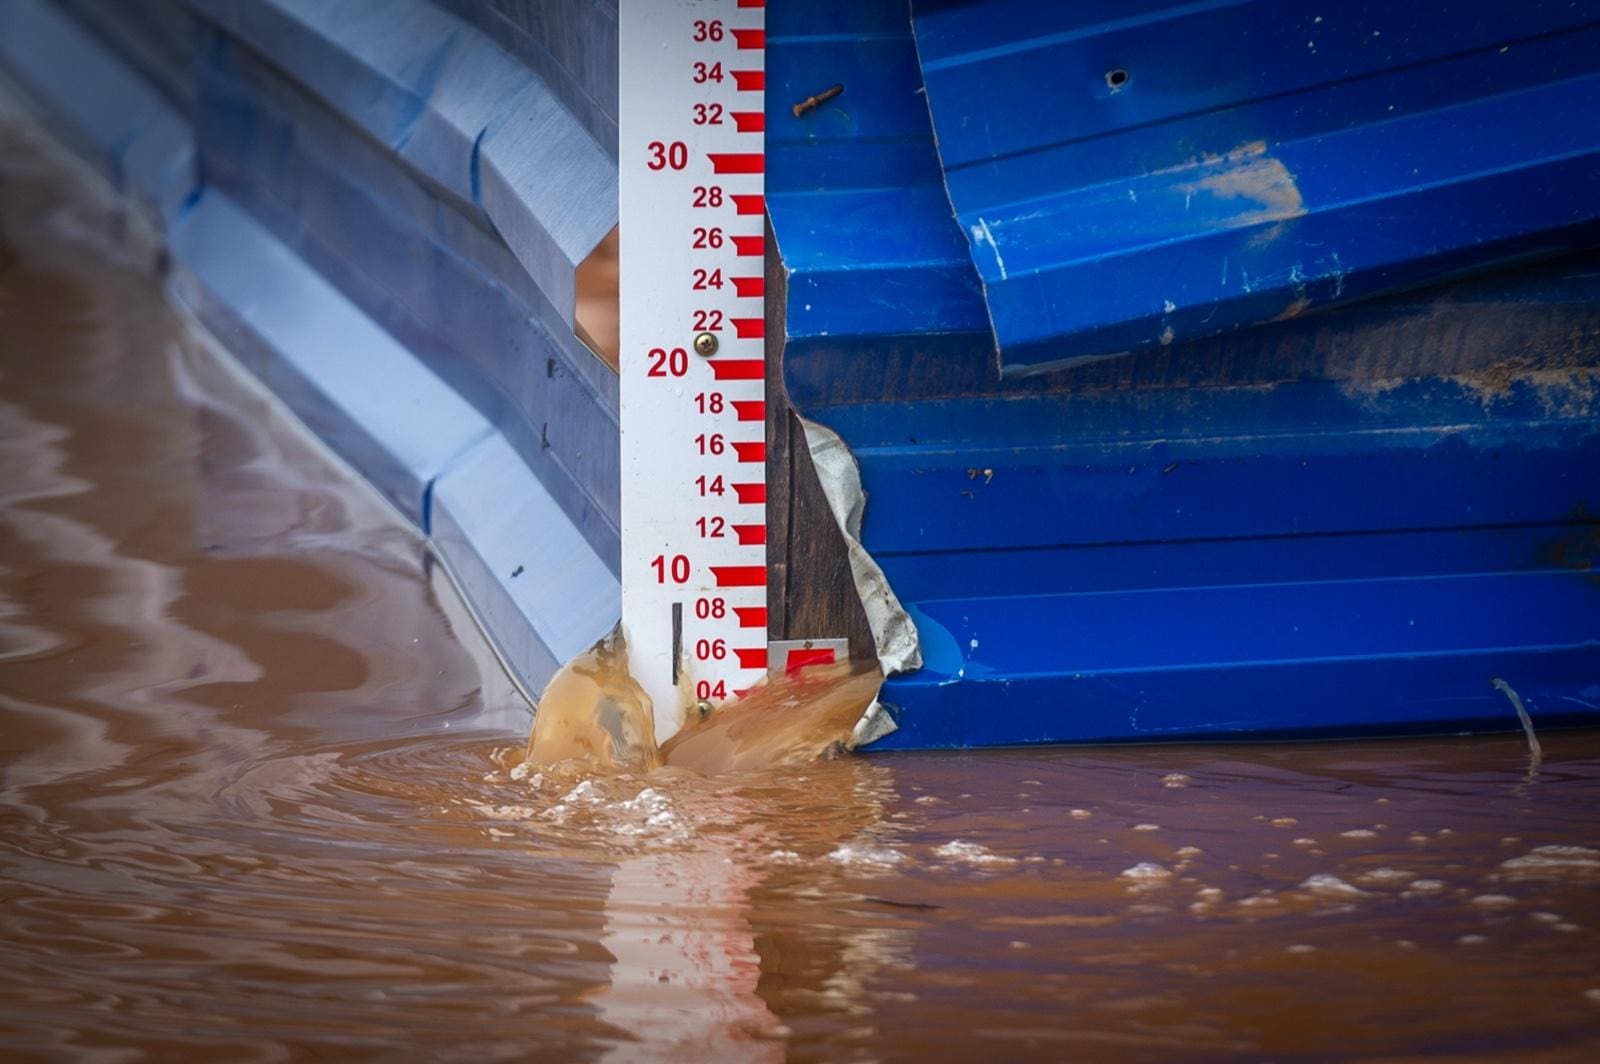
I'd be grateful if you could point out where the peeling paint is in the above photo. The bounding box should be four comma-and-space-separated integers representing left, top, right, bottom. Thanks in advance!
1172, 142, 1307, 234
970, 216, 1008, 280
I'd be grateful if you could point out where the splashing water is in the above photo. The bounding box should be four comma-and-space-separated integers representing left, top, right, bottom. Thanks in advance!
524, 624, 882, 778
660, 660, 882, 775
524, 628, 661, 772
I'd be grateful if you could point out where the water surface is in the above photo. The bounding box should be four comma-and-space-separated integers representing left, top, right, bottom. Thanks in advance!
3, 104, 1599, 1062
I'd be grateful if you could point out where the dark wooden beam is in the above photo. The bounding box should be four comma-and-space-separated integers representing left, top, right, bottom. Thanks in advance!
764, 219, 877, 661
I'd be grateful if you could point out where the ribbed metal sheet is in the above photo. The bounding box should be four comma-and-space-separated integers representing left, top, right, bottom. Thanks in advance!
912, 0, 1600, 372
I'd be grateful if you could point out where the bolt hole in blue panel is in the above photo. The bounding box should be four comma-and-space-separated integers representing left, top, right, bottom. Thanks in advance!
911, 0, 1600, 372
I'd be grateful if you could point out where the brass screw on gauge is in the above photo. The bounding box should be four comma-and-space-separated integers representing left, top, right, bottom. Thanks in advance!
695, 699, 714, 719
694, 332, 719, 357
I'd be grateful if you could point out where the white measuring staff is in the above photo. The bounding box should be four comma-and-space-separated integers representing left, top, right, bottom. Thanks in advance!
619, 0, 768, 740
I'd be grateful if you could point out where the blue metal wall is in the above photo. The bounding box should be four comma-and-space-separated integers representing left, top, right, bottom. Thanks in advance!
913, 0, 1600, 371
765, 1, 1600, 747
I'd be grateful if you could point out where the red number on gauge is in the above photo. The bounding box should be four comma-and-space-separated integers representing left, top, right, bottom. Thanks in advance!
651, 554, 691, 584
646, 141, 688, 171
646, 346, 688, 377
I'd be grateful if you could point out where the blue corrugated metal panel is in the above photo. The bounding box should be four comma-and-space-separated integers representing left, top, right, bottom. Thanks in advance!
184, 0, 617, 343
856, 366, 1600, 747
192, 29, 621, 568
877, 590, 1600, 748
56, 0, 198, 116
847, 344, 1600, 747
431, 432, 618, 698
765, 1, 990, 403
911, 0, 1600, 371
0, 0, 195, 224
759, 1, 1600, 749
169, 191, 493, 527
433, 0, 618, 158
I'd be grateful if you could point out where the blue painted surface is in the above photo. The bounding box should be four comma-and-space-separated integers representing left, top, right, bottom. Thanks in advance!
766, 3, 990, 381
0, 0, 194, 223
911, 0, 1600, 371
192, 27, 621, 569
767, 0, 1600, 748
187, 0, 617, 328
169, 191, 493, 526
431, 432, 618, 697
843, 365, 1600, 747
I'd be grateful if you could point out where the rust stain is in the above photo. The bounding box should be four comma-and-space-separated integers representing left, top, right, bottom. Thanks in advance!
1270, 295, 1312, 322
1452, 364, 1600, 416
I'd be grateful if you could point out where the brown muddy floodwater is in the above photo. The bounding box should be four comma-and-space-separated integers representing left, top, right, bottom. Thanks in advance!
4, 107, 1600, 1064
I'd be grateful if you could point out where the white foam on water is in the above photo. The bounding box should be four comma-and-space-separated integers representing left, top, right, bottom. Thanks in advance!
1300, 874, 1369, 898
1403, 878, 1446, 897
826, 842, 906, 870
1471, 893, 1516, 908
470, 804, 539, 821
1340, 828, 1378, 838
934, 840, 1018, 867
1119, 862, 1173, 890
618, 786, 668, 814
1498, 845, 1600, 880
1356, 868, 1416, 886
